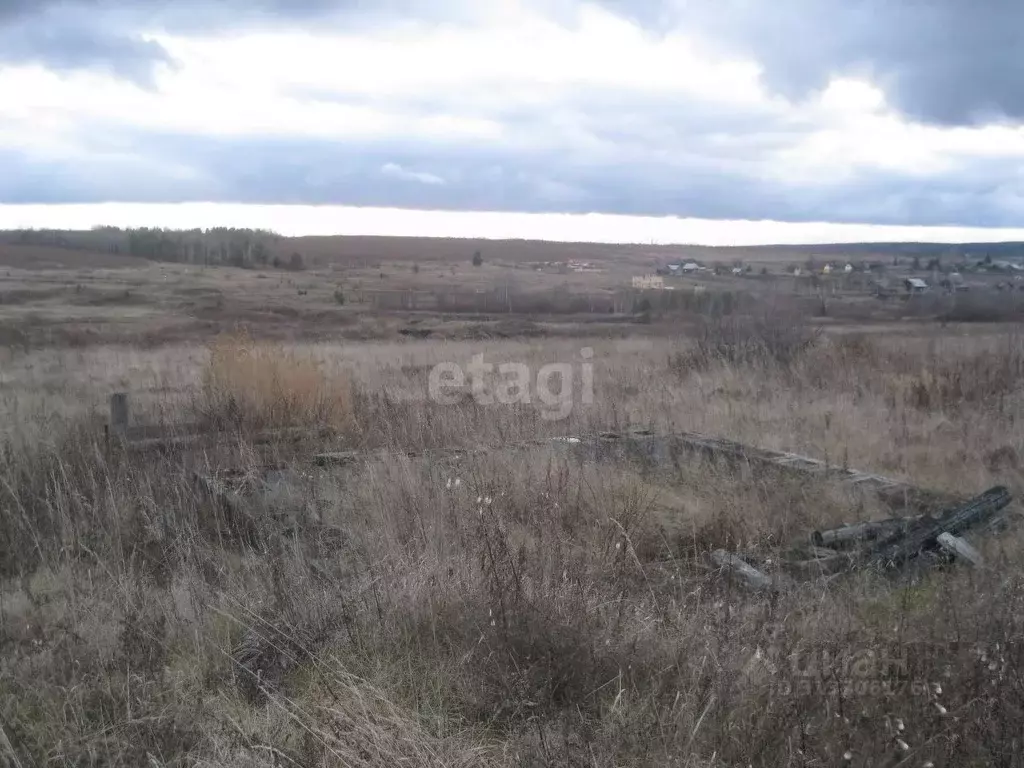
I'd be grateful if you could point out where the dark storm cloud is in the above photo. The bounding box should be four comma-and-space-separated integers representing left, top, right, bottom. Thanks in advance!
588, 0, 1024, 126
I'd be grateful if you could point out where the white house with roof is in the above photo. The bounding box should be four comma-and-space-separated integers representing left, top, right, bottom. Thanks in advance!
904, 277, 929, 293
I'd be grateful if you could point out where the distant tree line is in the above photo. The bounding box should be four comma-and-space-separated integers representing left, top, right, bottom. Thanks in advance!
2, 226, 306, 270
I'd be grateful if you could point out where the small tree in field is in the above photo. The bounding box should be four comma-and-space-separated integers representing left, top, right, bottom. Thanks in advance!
472, 250, 483, 267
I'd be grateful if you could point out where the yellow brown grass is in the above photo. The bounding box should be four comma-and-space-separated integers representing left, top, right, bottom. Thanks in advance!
4, 307, 1024, 765
198, 329, 353, 431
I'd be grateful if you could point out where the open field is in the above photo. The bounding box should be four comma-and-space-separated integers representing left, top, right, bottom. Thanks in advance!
3, 233, 1024, 766
4, 232, 1024, 350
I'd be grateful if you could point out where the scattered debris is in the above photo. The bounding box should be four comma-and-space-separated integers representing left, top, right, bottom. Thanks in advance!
936, 533, 984, 568
713, 486, 1012, 589
116, 415, 1017, 585
711, 550, 780, 592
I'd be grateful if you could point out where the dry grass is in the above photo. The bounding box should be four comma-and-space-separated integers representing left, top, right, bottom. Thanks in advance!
197, 330, 353, 431
3, 292, 1024, 765
3, 430, 1024, 767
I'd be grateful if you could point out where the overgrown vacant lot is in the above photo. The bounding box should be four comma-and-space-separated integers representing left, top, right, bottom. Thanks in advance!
3, 308, 1024, 764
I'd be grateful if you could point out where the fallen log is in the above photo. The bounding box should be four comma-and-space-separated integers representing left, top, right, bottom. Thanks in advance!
711, 550, 778, 591
812, 516, 924, 549
868, 486, 1010, 567
937, 533, 984, 568
813, 520, 901, 548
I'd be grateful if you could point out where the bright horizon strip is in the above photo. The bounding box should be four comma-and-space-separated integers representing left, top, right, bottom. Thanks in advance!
3, 203, 1024, 246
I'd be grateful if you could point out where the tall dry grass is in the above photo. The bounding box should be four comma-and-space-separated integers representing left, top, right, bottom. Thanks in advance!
3, 432, 1024, 767
196, 330, 353, 431
3, 318, 1024, 766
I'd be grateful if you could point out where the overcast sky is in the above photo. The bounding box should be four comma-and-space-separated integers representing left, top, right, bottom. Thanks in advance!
2, 0, 1023, 242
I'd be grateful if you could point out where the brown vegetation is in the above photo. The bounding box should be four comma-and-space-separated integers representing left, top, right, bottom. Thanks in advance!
2, 236, 1024, 766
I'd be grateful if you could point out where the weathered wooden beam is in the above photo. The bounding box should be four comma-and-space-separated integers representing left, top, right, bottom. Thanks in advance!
868, 486, 1010, 567
313, 450, 362, 467
109, 392, 129, 437
127, 425, 339, 454
937, 533, 984, 567
567, 431, 959, 515
711, 550, 778, 591
111, 420, 958, 520
314, 446, 481, 467
809, 545, 841, 560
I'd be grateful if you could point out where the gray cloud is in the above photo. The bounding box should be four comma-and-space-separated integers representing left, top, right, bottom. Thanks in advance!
3, 0, 1024, 227
0, 0, 474, 80
5, 0, 1020, 125
0, 2, 175, 84
0, 18, 173, 85
587, 0, 1024, 126
4, 119, 1023, 228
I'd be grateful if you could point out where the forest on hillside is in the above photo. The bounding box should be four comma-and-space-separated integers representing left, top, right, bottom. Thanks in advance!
0, 226, 307, 270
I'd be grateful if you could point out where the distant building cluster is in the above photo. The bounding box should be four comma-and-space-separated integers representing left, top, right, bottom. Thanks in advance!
635, 251, 1024, 296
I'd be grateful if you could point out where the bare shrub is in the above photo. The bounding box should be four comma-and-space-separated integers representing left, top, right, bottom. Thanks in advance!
672, 301, 821, 373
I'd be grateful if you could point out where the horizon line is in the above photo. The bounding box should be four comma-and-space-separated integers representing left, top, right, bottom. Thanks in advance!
3, 202, 1024, 248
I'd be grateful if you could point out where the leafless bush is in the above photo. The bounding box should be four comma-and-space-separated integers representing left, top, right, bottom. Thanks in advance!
672, 301, 821, 373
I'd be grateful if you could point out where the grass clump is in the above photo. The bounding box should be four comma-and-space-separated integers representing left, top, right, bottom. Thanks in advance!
198, 329, 352, 431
